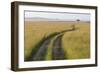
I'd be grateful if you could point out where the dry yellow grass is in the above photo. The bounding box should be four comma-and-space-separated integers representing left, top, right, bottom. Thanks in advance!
62, 23, 90, 59
24, 21, 72, 59
24, 21, 90, 60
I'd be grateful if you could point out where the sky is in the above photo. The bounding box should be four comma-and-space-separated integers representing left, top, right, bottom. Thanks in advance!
25, 11, 90, 21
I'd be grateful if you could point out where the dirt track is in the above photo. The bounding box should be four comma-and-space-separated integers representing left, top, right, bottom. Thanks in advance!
25, 28, 75, 61
52, 34, 66, 60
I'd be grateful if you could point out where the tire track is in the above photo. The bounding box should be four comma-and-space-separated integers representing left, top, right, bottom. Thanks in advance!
52, 34, 66, 60
25, 32, 60, 61
51, 28, 76, 60
32, 39, 51, 61
25, 28, 77, 61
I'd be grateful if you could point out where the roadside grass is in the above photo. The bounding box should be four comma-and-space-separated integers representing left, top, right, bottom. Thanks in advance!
45, 39, 53, 60
62, 24, 90, 59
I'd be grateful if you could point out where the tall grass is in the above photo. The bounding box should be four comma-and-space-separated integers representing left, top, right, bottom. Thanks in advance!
24, 21, 71, 59
24, 21, 90, 60
62, 24, 90, 59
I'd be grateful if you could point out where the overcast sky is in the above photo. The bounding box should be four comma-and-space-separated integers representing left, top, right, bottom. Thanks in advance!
25, 11, 90, 21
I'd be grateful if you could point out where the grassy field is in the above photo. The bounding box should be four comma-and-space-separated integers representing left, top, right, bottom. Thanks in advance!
24, 21, 90, 61
62, 23, 90, 59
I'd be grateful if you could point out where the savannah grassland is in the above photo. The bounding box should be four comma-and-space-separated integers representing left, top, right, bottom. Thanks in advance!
24, 21, 90, 61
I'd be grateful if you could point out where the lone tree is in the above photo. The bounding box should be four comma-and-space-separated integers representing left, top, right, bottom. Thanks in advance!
76, 19, 80, 22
